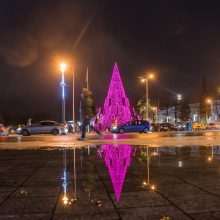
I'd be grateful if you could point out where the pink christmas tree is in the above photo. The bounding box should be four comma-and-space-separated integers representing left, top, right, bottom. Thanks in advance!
98, 144, 133, 202
100, 63, 132, 131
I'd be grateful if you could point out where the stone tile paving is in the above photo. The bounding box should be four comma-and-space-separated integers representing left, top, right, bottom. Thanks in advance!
0, 146, 219, 219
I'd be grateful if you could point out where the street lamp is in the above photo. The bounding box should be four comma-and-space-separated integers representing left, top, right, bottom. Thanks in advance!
177, 94, 182, 102
139, 73, 154, 120
152, 107, 158, 123
207, 98, 213, 121
175, 94, 182, 123
60, 63, 67, 123
72, 65, 75, 132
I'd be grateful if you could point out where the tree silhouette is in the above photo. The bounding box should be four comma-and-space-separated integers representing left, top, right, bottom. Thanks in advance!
180, 99, 191, 121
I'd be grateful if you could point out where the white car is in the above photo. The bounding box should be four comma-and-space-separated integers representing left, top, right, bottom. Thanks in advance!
16, 121, 68, 136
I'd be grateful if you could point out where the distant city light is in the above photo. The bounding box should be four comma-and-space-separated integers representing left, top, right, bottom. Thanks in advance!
143, 181, 147, 186
178, 160, 183, 167
207, 156, 212, 162
177, 94, 182, 101
193, 114, 197, 122
151, 184, 156, 190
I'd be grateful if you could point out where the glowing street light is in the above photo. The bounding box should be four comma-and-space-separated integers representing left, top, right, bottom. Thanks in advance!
139, 73, 154, 120
177, 94, 182, 102
60, 63, 67, 123
207, 98, 213, 121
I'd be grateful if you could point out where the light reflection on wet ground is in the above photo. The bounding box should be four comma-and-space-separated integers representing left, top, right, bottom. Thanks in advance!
0, 145, 219, 219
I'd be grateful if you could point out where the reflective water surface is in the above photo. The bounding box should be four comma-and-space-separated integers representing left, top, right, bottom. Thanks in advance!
58, 145, 220, 219
0, 145, 220, 219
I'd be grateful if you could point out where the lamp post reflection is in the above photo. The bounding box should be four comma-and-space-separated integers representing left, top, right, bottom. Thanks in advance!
61, 148, 77, 206
73, 148, 77, 200
207, 145, 214, 162
62, 148, 68, 205
142, 147, 156, 191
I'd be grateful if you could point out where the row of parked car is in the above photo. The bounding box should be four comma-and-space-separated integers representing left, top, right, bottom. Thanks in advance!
152, 122, 220, 132
110, 120, 220, 134
1, 120, 220, 136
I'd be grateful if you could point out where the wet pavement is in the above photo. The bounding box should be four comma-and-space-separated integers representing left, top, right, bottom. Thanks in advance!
0, 145, 219, 219
1, 131, 220, 149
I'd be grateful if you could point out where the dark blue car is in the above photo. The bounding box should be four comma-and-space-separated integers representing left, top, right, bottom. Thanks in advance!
111, 120, 151, 134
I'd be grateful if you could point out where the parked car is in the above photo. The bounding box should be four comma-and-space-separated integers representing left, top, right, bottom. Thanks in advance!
193, 122, 206, 130
175, 122, 187, 131
206, 122, 220, 130
111, 120, 151, 134
16, 121, 68, 136
159, 123, 177, 131
0, 124, 9, 136
151, 123, 160, 132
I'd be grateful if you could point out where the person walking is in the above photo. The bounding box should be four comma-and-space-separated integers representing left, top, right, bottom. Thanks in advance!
27, 118, 32, 127
77, 88, 102, 141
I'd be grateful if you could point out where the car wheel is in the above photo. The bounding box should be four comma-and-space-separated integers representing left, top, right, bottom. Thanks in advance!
21, 129, 30, 136
143, 128, 149, 133
119, 128, 124, 134
52, 129, 59, 135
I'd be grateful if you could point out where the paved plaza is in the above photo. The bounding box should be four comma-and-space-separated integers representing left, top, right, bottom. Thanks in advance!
0, 144, 219, 219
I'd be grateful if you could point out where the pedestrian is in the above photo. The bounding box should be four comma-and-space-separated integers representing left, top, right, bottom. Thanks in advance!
188, 119, 192, 132
77, 88, 102, 141
27, 118, 32, 127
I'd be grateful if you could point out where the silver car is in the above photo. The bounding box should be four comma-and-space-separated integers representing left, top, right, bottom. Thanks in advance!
16, 121, 68, 136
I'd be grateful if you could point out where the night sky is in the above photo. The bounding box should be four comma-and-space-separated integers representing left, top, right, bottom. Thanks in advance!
1, 0, 220, 121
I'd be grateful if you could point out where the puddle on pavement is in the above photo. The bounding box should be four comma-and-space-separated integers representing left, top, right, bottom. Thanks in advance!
55, 145, 220, 218
0, 145, 220, 219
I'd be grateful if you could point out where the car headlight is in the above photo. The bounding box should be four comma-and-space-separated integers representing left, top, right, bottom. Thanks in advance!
17, 128, 21, 131
112, 126, 117, 130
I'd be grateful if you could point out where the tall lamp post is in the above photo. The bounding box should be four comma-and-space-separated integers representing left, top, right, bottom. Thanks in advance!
175, 94, 182, 123
72, 65, 75, 132
152, 107, 158, 123
207, 98, 213, 122
60, 63, 67, 123
140, 73, 154, 120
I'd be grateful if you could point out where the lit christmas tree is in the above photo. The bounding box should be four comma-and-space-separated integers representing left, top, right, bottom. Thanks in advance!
98, 144, 134, 202
100, 63, 132, 131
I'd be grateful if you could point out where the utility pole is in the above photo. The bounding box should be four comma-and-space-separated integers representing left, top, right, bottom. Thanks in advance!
86, 67, 89, 90
72, 65, 75, 132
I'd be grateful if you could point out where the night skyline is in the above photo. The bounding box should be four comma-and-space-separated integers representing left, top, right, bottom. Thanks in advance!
1, 0, 220, 121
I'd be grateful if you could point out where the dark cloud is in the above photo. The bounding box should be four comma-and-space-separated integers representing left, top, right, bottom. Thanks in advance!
1, 0, 220, 121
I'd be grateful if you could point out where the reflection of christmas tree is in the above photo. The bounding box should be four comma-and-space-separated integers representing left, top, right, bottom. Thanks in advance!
100, 63, 132, 130
99, 144, 133, 202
